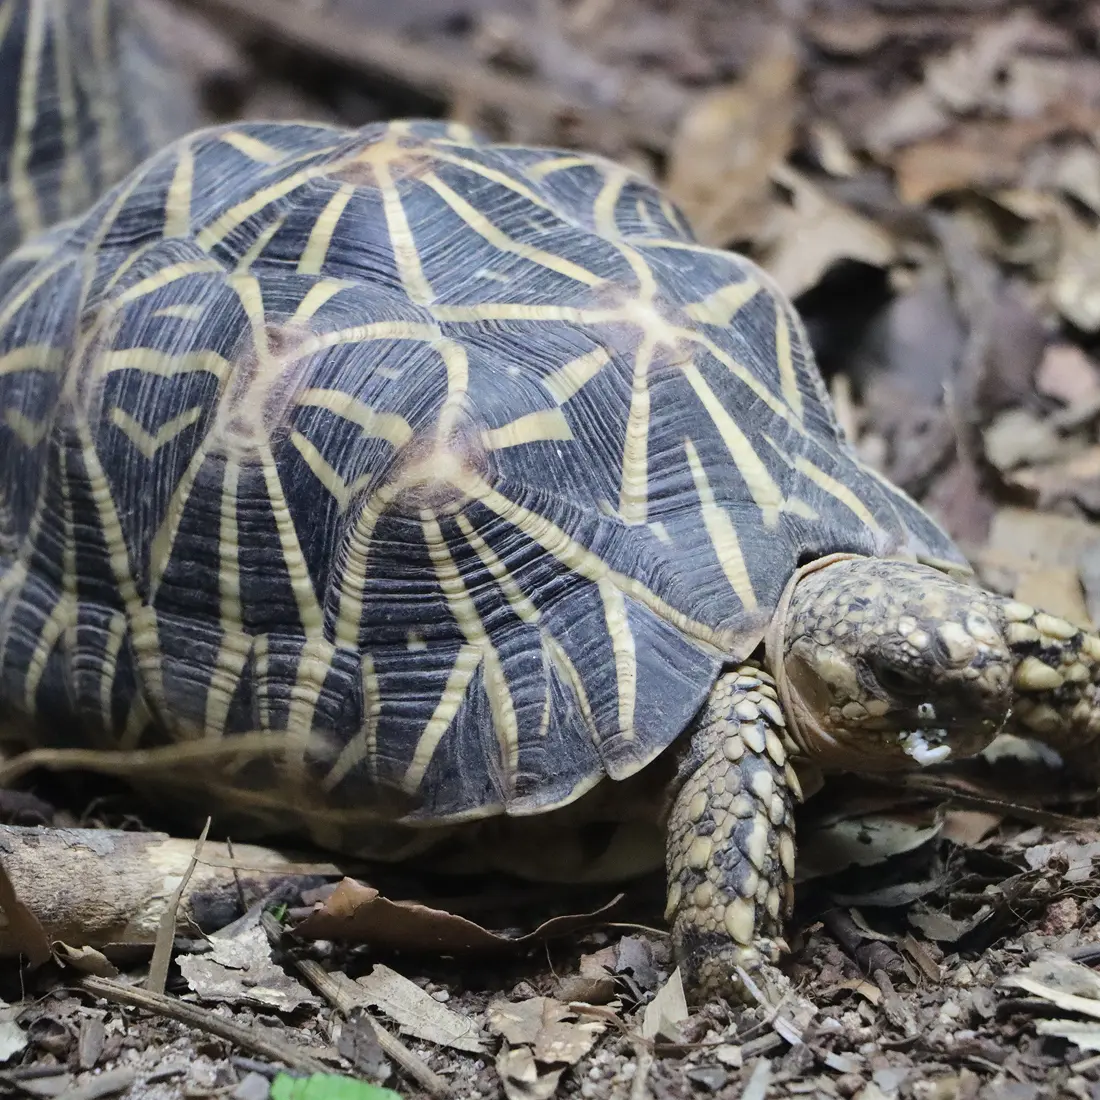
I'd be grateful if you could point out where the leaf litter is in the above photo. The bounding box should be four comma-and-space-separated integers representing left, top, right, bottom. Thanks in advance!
7, 0, 1100, 1096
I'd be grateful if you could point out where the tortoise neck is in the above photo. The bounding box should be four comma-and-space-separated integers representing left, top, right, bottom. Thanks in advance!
1000, 597, 1100, 757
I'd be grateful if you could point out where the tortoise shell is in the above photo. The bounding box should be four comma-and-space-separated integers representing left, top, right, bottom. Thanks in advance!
0, 0, 196, 258
0, 119, 964, 841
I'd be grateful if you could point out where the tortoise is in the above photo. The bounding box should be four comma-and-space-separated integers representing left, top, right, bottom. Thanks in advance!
2, 15, 1100, 1005
0, 0, 196, 258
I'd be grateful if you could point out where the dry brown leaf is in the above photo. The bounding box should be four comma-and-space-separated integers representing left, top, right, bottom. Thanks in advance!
488, 997, 606, 1065
178, 909, 318, 1014
1036, 1019, 1100, 1052
1036, 344, 1100, 404
666, 37, 797, 246
1001, 951, 1100, 1018
640, 967, 688, 1042
495, 1045, 564, 1100
982, 408, 1068, 472
1054, 213, 1100, 330
759, 165, 896, 299
294, 877, 622, 951
559, 945, 618, 1004
923, 12, 1036, 114
53, 943, 119, 978
941, 810, 1003, 847
354, 964, 484, 1053
795, 812, 941, 884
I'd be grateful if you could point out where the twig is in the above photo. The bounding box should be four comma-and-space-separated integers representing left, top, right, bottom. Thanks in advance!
78, 975, 329, 1075
628, 1045, 653, 1100
180, 0, 672, 150
290, 954, 450, 1099
53, 1067, 136, 1100
147, 817, 211, 996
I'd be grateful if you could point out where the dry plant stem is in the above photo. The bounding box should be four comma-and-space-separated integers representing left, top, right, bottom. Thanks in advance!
78, 976, 330, 1075
292, 956, 450, 1099
147, 818, 211, 996
181, 0, 671, 150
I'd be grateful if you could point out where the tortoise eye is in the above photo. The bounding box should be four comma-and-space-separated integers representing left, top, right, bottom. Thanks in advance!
870, 659, 923, 697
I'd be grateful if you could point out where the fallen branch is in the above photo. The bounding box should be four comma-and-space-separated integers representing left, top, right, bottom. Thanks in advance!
180, 0, 673, 150
0, 825, 339, 956
78, 976, 330, 1075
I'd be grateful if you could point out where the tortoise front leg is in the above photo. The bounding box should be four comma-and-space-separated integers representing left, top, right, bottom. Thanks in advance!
666, 662, 802, 1001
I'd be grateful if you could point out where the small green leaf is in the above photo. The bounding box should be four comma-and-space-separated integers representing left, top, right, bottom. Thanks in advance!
269, 1071, 403, 1100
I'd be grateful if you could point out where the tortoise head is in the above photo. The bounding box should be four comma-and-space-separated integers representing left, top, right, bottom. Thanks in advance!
772, 557, 1013, 772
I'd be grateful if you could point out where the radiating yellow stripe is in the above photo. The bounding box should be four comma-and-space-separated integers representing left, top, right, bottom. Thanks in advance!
422, 173, 603, 287
304, 320, 441, 352
164, 140, 195, 237
774, 303, 803, 421
794, 455, 881, 533
525, 155, 592, 179
3, 408, 48, 446
89, 0, 123, 186
9, 0, 46, 236
204, 460, 249, 740
333, 484, 395, 648
290, 279, 354, 324
152, 304, 205, 321
98, 348, 231, 379
435, 338, 470, 438
23, 447, 76, 711
598, 579, 636, 741
456, 471, 728, 650
378, 161, 433, 305
231, 272, 325, 636
421, 513, 519, 792
482, 408, 573, 450
296, 389, 412, 447
258, 439, 324, 634
148, 437, 211, 595
195, 164, 333, 252
403, 642, 481, 792
619, 334, 653, 524
593, 167, 629, 238
113, 260, 225, 305
455, 513, 539, 625
221, 130, 286, 164
99, 610, 127, 732
298, 183, 355, 275
680, 362, 783, 527
324, 652, 381, 790
290, 430, 352, 511
688, 331, 798, 427
51, 4, 87, 219
684, 280, 761, 326
542, 348, 610, 403
0, 345, 64, 375
235, 213, 285, 272
73, 418, 166, 712
109, 405, 203, 459
685, 438, 757, 611
542, 631, 599, 744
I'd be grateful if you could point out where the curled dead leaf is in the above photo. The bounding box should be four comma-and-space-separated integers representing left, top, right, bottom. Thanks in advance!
293, 877, 623, 952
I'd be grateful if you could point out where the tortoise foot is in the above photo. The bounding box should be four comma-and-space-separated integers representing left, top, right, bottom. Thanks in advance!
665, 664, 801, 1004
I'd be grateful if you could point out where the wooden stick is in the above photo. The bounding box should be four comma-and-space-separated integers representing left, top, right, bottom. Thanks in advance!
180, 0, 673, 150
79, 976, 330, 1075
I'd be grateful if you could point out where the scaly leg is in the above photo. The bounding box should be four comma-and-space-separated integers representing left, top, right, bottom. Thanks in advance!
665, 662, 802, 1001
